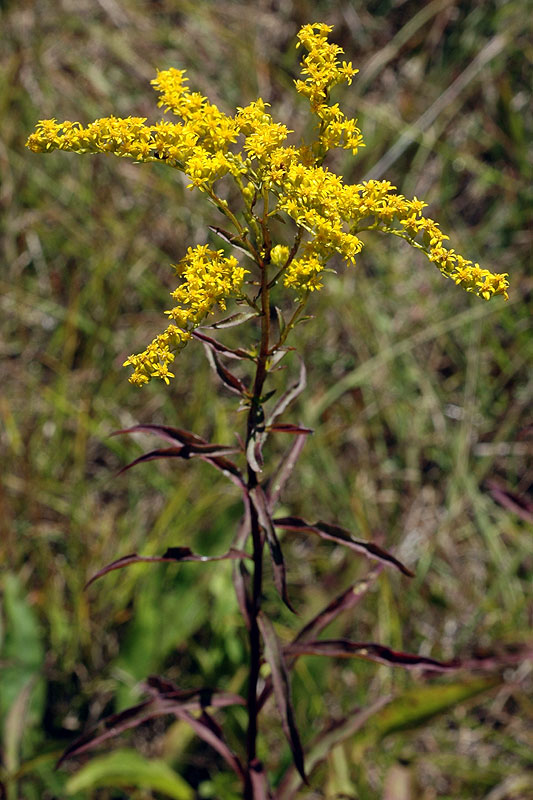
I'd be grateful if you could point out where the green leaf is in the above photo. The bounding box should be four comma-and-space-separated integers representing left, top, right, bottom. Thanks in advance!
65, 748, 194, 799
351, 676, 501, 758
0, 573, 46, 770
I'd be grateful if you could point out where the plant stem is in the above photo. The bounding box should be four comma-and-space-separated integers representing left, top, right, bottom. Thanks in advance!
244, 250, 271, 798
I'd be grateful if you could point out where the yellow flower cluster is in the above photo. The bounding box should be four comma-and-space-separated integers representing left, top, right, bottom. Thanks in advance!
123, 246, 248, 386
295, 23, 364, 159
27, 22, 509, 385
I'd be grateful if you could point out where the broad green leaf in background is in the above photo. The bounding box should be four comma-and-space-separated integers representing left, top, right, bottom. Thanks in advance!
0, 573, 46, 775
351, 676, 501, 759
65, 748, 194, 798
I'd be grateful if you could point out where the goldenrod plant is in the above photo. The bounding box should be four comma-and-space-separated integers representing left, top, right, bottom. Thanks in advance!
27, 22, 518, 798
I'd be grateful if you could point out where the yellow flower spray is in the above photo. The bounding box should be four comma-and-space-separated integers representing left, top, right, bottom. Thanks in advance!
27, 22, 511, 798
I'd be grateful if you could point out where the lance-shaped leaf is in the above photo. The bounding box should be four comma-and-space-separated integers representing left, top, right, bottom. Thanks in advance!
257, 570, 381, 715
267, 436, 308, 511
208, 225, 254, 258
205, 310, 259, 329
275, 695, 391, 800
273, 517, 413, 578
285, 639, 459, 672
143, 676, 246, 711
257, 613, 306, 785
202, 340, 248, 396
116, 443, 245, 488
173, 708, 245, 781
265, 356, 306, 425
266, 423, 313, 435
486, 479, 533, 523
246, 433, 265, 474
85, 547, 251, 589
251, 487, 296, 613
231, 504, 253, 628
192, 329, 252, 360
349, 677, 502, 758
293, 568, 382, 645
58, 688, 245, 768
112, 423, 208, 447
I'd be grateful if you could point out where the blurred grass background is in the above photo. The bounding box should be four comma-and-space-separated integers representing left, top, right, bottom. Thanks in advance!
1, 0, 532, 797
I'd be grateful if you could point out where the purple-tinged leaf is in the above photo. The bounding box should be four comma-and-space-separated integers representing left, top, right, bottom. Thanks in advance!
486, 479, 533, 523
115, 442, 245, 488
266, 357, 306, 425
250, 759, 272, 800
251, 488, 296, 614
273, 517, 414, 578
275, 695, 391, 800
203, 341, 249, 395
285, 640, 459, 672
173, 708, 245, 781
143, 677, 246, 710
206, 310, 259, 329
203, 454, 246, 488
112, 424, 207, 446
246, 434, 265, 474
267, 436, 308, 510
232, 506, 252, 629
257, 613, 306, 785
266, 423, 313, 435
257, 569, 382, 715
192, 329, 252, 360
85, 547, 250, 589
117, 441, 238, 474
58, 690, 246, 769
457, 645, 533, 671
57, 700, 155, 766
294, 568, 382, 645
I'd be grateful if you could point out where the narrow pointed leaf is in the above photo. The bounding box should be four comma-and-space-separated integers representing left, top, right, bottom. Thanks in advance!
192, 329, 252, 360
231, 505, 253, 629
273, 517, 414, 578
58, 688, 246, 768
257, 613, 306, 784
276, 696, 391, 800
486, 479, 533, 523
173, 708, 245, 781
118, 443, 239, 475
85, 547, 250, 589
203, 454, 246, 488
267, 436, 308, 510
112, 424, 207, 446
116, 444, 244, 488
266, 423, 313, 435
251, 487, 296, 613
266, 357, 306, 425
350, 677, 502, 757
246, 433, 265, 473
143, 677, 246, 710
208, 225, 253, 257
57, 699, 161, 766
294, 568, 382, 645
258, 570, 382, 715
207, 310, 259, 329
285, 639, 459, 672
203, 342, 248, 395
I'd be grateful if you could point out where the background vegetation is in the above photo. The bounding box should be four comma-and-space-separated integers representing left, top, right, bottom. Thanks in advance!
1, 0, 532, 797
